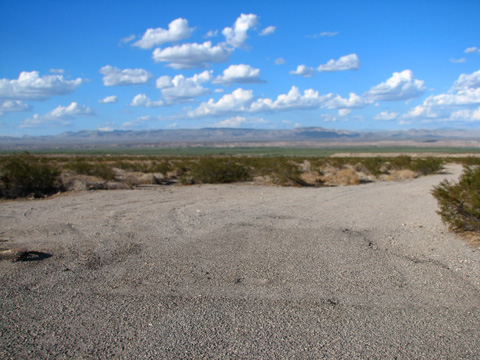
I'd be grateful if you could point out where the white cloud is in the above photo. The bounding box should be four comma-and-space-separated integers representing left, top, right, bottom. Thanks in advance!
190, 86, 371, 117
323, 92, 372, 109
0, 71, 83, 101
290, 65, 315, 77
214, 116, 247, 127
374, 111, 399, 120
99, 65, 153, 86
450, 58, 466, 63
222, 13, 258, 48
464, 47, 479, 54
205, 30, 218, 38
121, 115, 159, 129
20, 102, 94, 128
98, 95, 118, 104
451, 69, 480, 91
130, 94, 164, 107
133, 18, 193, 49
251, 86, 323, 112
364, 70, 426, 101
260, 26, 276, 36
400, 70, 480, 123
213, 64, 263, 84
320, 31, 338, 37
159, 70, 212, 103
49, 68, 65, 74
0, 100, 32, 116
317, 53, 360, 72
307, 31, 339, 38
120, 35, 135, 45
213, 116, 267, 128
152, 41, 231, 69
338, 109, 351, 117
189, 88, 254, 117
274, 57, 285, 65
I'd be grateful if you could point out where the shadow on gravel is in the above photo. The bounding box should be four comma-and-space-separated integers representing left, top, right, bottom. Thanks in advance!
0, 249, 52, 262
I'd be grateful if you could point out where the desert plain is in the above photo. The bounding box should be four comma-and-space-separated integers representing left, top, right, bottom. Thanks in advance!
1, 163, 479, 358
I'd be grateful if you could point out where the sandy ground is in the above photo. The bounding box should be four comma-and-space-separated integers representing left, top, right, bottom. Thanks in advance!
1, 164, 479, 359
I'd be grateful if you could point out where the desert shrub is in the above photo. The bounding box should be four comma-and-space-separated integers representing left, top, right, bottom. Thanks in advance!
410, 157, 444, 175
333, 168, 360, 186
457, 156, 480, 166
188, 157, 250, 184
390, 155, 413, 170
361, 157, 384, 176
147, 160, 171, 174
432, 166, 480, 233
0, 153, 62, 198
241, 157, 305, 186
67, 159, 115, 180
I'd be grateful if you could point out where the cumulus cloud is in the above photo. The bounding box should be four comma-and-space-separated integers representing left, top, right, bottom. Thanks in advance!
401, 70, 480, 123
0, 71, 83, 101
290, 65, 315, 77
49, 68, 65, 74
0, 100, 32, 116
464, 47, 479, 54
323, 92, 373, 109
20, 102, 94, 127
274, 58, 286, 65
98, 95, 118, 104
213, 64, 263, 84
213, 116, 267, 128
99, 65, 153, 86
159, 70, 212, 103
190, 86, 371, 117
451, 69, 480, 91
222, 13, 258, 48
152, 41, 231, 69
317, 54, 360, 72
189, 88, 254, 117
364, 70, 426, 101
259, 26, 276, 36
130, 94, 164, 107
214, 116, 247, 127
450, 58, 466, 63
133, 18, 193, 49
374, 111, 399, 120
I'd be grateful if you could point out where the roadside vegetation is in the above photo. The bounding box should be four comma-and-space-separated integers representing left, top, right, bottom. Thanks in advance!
0, 152, 450, 199
432, 165, 480, 236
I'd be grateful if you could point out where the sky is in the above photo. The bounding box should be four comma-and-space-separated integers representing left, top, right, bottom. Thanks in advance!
1, 0, 480, 137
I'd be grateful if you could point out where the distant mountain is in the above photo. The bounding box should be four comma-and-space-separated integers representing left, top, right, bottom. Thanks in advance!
1, 127, 480, 150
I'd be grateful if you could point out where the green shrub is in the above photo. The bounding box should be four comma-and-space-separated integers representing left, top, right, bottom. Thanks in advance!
410, 157, 444, 175
0, 153, 62, 198
67, 159, 115, 180
361, 157, 384, 176
432, 166, 480, 233
189, 157, 250, 184
390, 155, 413, 170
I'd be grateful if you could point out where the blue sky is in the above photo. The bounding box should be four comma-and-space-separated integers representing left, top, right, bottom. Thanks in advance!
1, 0, 480, 136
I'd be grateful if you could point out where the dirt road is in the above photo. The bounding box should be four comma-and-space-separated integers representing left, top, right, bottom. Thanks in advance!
1, 164, 479, 358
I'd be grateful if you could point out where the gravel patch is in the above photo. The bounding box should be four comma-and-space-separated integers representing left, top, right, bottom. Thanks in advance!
1, 164, 479, 358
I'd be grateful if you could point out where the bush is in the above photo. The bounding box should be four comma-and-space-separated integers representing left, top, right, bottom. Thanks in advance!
67, 159, 115, 180
432, 166, 480, 232
189, 157, 251, 184
410, 157, 444, 175
0, 153, 61, 198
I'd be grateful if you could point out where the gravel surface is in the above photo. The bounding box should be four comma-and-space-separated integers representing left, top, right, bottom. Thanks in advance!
1, 164, 479, 359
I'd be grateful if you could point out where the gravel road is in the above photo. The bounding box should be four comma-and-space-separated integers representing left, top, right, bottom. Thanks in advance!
1, 164, 479, 359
